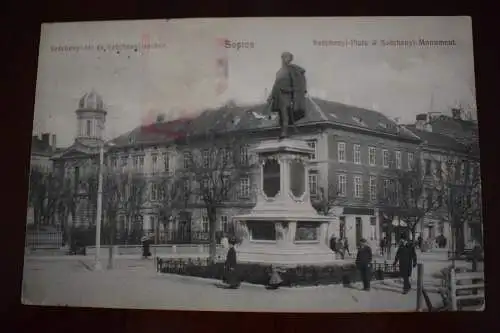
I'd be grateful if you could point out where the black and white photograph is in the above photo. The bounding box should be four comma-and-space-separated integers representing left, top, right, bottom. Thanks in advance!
23, 17, 484, 312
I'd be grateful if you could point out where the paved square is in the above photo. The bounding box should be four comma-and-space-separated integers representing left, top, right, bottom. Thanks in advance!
22, 255, 448, 312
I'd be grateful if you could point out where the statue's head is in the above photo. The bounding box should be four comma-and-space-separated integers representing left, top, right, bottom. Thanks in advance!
281, 52, 293, 65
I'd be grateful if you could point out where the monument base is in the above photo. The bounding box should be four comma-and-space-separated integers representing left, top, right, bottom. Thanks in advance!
236, 243, 344, 266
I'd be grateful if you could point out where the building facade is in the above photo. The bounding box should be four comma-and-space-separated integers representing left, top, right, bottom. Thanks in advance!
406, 112, 482, 249
27, 132, 58, 226
68, 94, 423, 249
51, 91, 483, 251
30, 133, 57, 172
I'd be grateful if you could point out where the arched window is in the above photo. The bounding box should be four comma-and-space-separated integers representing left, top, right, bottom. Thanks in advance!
86, 120, 92, 137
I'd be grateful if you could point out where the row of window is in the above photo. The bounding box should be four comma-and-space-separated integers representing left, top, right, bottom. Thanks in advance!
149, 176, 251, 201
109, 146, 253, 173
182, 146, 248, 169
308, 174, 415, 201
337, 142, 414, 169
423, 159, 477, 184
80, 119, 102, 138
118, 214, 231, 234
110, 153, 166, 173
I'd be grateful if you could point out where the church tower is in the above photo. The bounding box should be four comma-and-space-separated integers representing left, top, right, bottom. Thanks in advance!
75, 90, 107, 146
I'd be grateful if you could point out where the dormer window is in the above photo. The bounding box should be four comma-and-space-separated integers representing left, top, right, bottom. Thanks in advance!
233, 116, 241, 126
378, 122, 388, 129
352, 116, 366, 126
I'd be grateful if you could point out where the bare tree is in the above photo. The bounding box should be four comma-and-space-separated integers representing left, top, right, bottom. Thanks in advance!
28, 167, 66, 227
88, 170, 147, 245
55, 177, 77, 245
398, 159, 443, 240
312, 183, 338, 216
182, 132, 255, 260
441, 152, 482, 257
379, 157, 443, 243
28, 166, 47, 226
151, 171, 187, 243
122, 172, 148, 243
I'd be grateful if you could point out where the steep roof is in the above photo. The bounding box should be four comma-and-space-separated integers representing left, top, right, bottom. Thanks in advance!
310, 99, 417, 138
405, 125, 469, 153
31, 136, 54, 156
428, 115, 479, 140
108, 97, 420, 147
109, 117, 194, 146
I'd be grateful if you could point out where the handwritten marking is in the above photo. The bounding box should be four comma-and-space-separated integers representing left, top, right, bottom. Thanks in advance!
312, 39, 457, 48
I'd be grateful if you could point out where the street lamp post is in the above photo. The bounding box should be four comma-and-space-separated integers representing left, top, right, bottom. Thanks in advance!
94, 140, 115, 271
94, 144, 104, 271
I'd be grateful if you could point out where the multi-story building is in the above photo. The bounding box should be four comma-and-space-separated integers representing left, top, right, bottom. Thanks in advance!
405, 111, 482, 248
51, 90, 430, 249
27, 132, 58, 225
51, 90, 108, 228
30, 133, 58, 172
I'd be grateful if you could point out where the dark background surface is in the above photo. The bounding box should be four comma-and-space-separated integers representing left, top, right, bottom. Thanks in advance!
2, 1, 498, 332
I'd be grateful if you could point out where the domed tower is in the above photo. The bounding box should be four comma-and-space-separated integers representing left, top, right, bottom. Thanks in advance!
75, 90, 107, 146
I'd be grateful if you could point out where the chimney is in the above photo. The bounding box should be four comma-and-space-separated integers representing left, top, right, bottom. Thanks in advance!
156, 114, 165, 123
415, 114, 427, 130
451, 108, 462, 120
51, 134, 57, 148
41, 133, 50, 147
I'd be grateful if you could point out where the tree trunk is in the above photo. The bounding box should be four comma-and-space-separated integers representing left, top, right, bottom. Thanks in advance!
451, 227, 456, 268
110, 219, 116, 246
456, 224, 465, 253
411, 223, 417, 242
208, 207, 217, 260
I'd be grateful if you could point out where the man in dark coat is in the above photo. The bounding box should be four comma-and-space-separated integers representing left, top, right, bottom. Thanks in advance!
355, 238, 373, 291
141, 235, 152, 259
393, 234, 417, 294
330, 235, 337, 253
379, 236, 387, 256
224, 237, 240, 289
267, 52, 307, 139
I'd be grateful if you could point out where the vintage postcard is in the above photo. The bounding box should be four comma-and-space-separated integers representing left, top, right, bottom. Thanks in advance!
24, 17, 483, 312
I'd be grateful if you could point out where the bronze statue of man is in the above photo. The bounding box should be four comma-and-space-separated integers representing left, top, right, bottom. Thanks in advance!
267, 52, 307, 139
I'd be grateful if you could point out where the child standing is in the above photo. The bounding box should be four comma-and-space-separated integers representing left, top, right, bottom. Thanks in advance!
267, 265, 283, 290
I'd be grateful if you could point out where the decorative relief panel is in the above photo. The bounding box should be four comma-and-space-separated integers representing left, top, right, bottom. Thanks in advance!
289, 159, 306, 198
262, 158, 280, 198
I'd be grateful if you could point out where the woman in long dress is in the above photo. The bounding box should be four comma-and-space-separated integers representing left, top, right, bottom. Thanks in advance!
224, 237, 240, 289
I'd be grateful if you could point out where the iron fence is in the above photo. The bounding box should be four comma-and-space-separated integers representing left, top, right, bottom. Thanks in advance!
371, 261, 400, 279
65, 226, 212, 247
143, 229, 210, 244
25, 228, 63, 249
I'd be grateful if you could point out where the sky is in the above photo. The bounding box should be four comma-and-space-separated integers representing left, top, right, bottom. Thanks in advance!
32, 17, 477, 147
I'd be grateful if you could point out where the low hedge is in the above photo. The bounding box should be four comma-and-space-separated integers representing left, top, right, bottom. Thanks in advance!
156, 257, 398, 287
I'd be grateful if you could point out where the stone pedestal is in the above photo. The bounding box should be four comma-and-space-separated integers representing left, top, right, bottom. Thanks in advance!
233, 138, 340, 266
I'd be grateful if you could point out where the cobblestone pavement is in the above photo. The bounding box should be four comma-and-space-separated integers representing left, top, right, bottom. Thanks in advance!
22, 257, 444, 312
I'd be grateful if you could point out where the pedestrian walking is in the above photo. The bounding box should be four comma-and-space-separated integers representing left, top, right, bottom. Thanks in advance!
379, 237, 387, 256
141, 234, 152, 259
224, 237, 240, 289
267, 265, 283, 290
355, 238, 373, 291
221, 233, 229, 249
330, 234, 337, 253
393, 234, 417, 294
336, 238, 345, 259
417, 235, 423, 250
343, 238, 351, 257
